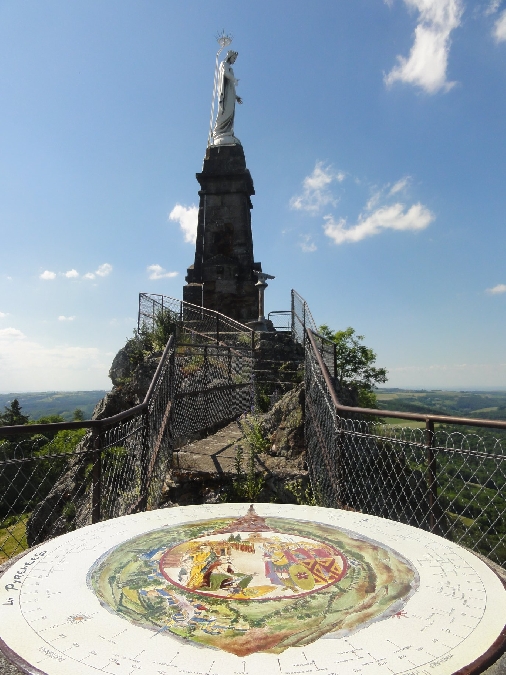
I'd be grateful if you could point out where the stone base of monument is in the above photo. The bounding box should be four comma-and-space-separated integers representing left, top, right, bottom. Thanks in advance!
247, 318, 275, 332
183, 142, 262, 324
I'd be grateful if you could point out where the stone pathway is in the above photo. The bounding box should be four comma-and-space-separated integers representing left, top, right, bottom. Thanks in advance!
163, 419, 308, 507
172, 420, 305, 477
173, 421, 244, 475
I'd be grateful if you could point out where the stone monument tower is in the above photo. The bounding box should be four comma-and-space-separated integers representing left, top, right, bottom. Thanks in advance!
183, 44, 262, 324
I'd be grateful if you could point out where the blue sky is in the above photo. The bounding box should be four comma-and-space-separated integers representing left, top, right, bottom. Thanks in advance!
0, 0, 505, 392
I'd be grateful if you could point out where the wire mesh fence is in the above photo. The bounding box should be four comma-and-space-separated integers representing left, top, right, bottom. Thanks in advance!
2, 288, 505, 569
303, 321, 506, 568
139, 292, 254, 350
291, 289, 318, 346
0, 338, 176, 562
171, 343, 254, 447
0, 301, 256, 562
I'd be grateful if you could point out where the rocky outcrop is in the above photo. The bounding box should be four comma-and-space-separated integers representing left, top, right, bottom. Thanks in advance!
26, 341, 163, 546
260, 383, 305, 460
97, 341, 163, 418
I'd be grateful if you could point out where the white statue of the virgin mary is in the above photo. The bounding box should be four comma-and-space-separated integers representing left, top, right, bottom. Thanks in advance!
212, 50, 243, 146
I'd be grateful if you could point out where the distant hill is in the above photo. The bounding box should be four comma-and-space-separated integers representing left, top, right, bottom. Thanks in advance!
0, 391, 108, 422
376, 388, 506, 421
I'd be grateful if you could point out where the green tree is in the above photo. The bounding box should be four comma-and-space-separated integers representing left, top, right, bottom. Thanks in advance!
73, 408, 85, 421
318, 325, 387, 408
0, 398, 30, 426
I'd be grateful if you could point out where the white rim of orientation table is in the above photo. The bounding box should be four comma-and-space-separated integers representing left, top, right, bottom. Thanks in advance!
0, 503, 505, 675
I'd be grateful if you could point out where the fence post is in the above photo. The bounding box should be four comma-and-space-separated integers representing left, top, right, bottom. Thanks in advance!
425, 419, 437, 533
91, 429, 102, 524
139, 409, 150, 512
333, 342, 338, 381
302, 303, 306, 349
216, 315, 220, 346
291, 290, 295, 339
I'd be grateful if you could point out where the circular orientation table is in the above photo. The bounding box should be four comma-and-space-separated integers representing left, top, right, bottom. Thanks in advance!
1, 503, 505, 675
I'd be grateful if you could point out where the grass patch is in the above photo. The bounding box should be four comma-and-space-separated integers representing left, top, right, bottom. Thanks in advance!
446, 511, 475, 528
381, 417, 425, 428
0, 513, 29, 562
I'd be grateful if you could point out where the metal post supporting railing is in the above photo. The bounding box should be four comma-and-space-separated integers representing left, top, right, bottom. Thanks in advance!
425, 419, 437, 533
91, 430, 102, 524
139, 408, 150, 513
216, 315, 220, 346
291, 290, 295, 337
303, 303, 306, 349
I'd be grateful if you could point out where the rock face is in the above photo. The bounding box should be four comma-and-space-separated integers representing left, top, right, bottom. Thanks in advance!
96, 342, 162, 419
253, 332, 304, 391
261, 383, 305, 460
26, 342, 162, 546
183, 144, 262, 324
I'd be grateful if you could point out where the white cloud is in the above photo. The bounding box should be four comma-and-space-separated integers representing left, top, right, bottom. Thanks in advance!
365, 190, 382, 212
324, 202, 434, 245
486, 283, 506, 294
147, 264, 179, 280
0, 312, 8, 319
40, 270, 56, 280
96, 263, 112, 277
290, 162, 344, 214
63, 269, 79, 278
0, 327, 25, 339
389, 176, 411, 195
493, 9, 506, 41
299, 235, 317, 253
485, 0, 501, 16
385, 0, 464, 94
169, 204, 198, 244
82, 263, 112, 280
0, 328, 110, 390
58, 315, 76, 321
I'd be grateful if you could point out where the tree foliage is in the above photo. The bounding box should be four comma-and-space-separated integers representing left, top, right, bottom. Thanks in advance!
318, 325, 387, 408
0, 399, 30, 426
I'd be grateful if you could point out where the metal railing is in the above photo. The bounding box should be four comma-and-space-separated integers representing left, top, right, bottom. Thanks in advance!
2, 289, 505, 568
0, 337, 176, 559
138, 292, 254, 350
0, 299, 255, 562
267, 310, 291, 331
292, 290, 506, 567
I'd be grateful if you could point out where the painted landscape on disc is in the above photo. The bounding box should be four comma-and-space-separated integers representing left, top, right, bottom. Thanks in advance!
89, 506, 417, 657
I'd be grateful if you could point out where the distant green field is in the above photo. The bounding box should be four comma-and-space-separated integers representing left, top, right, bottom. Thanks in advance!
0, 391, 108, 422
375, 388, 506, 421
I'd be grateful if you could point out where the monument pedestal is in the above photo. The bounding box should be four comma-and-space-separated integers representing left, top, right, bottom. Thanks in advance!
183, 144, 262, 324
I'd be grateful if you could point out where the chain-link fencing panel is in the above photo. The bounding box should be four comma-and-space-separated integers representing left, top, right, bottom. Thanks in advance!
139, 293, 254, 350
291, 289, 318, 346
0, 431, 94, 559
171, 344, 254, 447
304, 342, 506, 567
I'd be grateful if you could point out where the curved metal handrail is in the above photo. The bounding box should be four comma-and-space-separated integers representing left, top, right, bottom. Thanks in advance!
0, 335, 175, 437
306, 328, 506, 431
